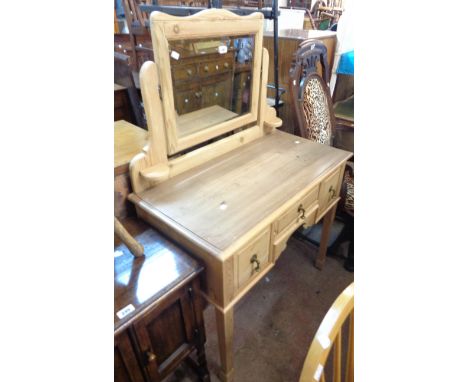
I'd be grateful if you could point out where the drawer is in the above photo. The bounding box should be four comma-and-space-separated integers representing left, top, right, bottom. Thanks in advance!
174, 89, 202, 115
318, 168, 342, 216
236, 228, 271, 291
274, 185, 319, 238
199, 59, 232, 77
172, 64, 198, 82
272, 203, 318, 261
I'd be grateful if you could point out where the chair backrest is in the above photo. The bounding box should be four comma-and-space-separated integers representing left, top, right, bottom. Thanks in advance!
122, 0, 152, 30
289, 40, 335, 144
299, 282, 354, 382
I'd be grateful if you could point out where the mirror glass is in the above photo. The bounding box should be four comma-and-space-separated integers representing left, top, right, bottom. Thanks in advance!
168, 34, 255, 138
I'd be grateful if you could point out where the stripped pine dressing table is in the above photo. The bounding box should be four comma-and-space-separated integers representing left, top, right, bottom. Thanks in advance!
127, 9, 352, 381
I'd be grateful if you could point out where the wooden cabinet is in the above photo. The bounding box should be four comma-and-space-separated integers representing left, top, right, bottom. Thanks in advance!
171, 51, 235, 116
115, 331, 146, 382
114, 218, 210, 382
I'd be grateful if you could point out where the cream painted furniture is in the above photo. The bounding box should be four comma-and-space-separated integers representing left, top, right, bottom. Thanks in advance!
127, 9, 352, 382
299, 282, 354, 382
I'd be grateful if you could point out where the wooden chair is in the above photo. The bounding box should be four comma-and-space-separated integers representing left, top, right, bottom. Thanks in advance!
122, 0, 154, 71
299, 282, 354, 382
289, 39, 353, 270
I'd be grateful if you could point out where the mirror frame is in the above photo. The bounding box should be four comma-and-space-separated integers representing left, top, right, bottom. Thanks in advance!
149, 9, 264, 155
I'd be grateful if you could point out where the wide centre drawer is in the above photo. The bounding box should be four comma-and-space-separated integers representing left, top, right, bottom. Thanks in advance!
236, 228, 271, 291
275, 185, 319, 238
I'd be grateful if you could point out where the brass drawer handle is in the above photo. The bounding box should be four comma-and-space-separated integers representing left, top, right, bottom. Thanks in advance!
186, 69, 193, 76
204, 65, 209, 72
250, 254, 260, 272
298, 204, 306, 219
329, 186, 336, 199
146, 351, 157, 363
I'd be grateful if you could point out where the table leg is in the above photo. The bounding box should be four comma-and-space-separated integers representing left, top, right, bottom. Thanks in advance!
215, 307, 234, 382
315, 203, 338, 270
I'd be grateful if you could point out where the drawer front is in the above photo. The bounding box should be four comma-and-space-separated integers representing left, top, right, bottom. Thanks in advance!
275, 185, 319, 237
173, 64, 198, 82
199, 58, 232, 78
318, 168, 342, 216
273, 203, 318, 261
237, 228, 271, 291
174, 89, 202, 115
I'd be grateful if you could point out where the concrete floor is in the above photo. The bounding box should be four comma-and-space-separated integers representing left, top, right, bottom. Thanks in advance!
166, 236, 354, 382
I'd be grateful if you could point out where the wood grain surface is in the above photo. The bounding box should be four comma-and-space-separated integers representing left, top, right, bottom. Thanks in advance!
136, 130, 350, 253
114, 120, 148, 175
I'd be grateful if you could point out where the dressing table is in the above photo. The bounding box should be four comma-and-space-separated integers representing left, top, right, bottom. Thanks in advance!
127, 9, 352, 381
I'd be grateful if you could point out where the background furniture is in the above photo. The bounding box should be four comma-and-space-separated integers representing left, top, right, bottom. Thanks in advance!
263, 29, 336, 133
299, 282, 354, 382
115, 120, 148, 219
288, 39, 353, 269
115, 217, 211, 382
137, 0, 282, 109
115, 51, 147, 128
115, 83, 134, 123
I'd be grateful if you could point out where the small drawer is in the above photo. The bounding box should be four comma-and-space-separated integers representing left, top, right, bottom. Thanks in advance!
318, 168, 342, 216
273, 203, 318, 261
274, 185, 319, 238
236, 228, 271, 291
172, 64, 197, 82
199, 60, 231, 77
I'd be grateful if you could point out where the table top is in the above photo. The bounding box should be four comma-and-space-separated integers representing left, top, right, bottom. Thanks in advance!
136, 130, 351, 255
264, 28, 336, 41
114, 120, 148, 175
114, 217, 203, 335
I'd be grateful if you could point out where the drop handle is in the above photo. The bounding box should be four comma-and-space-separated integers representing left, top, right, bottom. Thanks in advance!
298, 204, 306, 219
186, 69, 192, 75
146, 351, 157, 363
329, 186, 336, 198
250, 254, 260, 272
195, 91, 202, 98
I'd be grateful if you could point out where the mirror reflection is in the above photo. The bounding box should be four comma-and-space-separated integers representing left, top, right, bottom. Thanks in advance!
168, 35, 255, 138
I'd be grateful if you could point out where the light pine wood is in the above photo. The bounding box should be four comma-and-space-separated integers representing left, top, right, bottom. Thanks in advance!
215, 307, 234, 382
345, 311, 354, 382
149, 9, 264, 155
114, 217, 144, 257
114, 120, 148, 175
177, 105, 239, 138
299, 283, 354, 382
126, 10, 353, 382
315, 202, 338, 270
333, 329, 342, 382
136, 131, 349, 253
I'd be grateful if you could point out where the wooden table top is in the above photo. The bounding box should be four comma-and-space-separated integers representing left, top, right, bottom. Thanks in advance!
136, 130, 351, 255
114, 217, 203, 335
264, 28, 336, 41
114, 120, 148, 175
